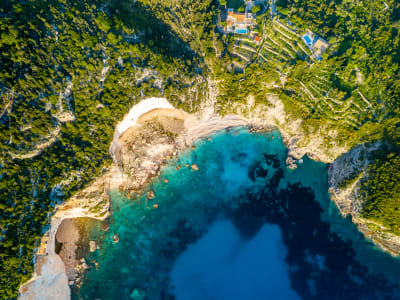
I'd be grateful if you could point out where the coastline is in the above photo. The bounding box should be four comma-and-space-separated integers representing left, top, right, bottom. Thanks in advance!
19, 95, 399, 299
18, 97, 251, 299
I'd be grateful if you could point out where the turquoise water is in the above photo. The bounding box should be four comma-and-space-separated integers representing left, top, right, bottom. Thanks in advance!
235, 28, 248, 34
76, 128, 400, 300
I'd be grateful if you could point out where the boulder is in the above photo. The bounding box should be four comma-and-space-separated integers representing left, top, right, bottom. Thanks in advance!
286, 157, 297, 170
147, 190, 155, 199
81, 259, 89, 270
101, 222, 110, 231
113, 234, 120, 243
92, 260, 99, 271
89, 241, 97, 252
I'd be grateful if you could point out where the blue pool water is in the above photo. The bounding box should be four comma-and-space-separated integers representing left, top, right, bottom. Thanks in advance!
303, 34, 313, 45
235, 28, 248, 34
75, 128, 400, 300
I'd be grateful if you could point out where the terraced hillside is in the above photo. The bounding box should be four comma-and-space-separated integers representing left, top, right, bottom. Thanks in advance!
219, 4, 398, 149
0, 0, 212, 298
1, 0, 400, 298
216, 0, 400, 253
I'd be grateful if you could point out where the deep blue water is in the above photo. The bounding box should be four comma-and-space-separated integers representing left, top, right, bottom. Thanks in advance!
75, 128, 400, 300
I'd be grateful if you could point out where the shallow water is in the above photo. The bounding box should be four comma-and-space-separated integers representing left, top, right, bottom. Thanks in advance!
75, 128, 400, 300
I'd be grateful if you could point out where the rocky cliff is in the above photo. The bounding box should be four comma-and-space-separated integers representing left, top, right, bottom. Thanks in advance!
232, 93, 400, 256
19, 167, 113, 300
328, 141, 400, 256
19, 94, 400, 299
18, 97, 248, 299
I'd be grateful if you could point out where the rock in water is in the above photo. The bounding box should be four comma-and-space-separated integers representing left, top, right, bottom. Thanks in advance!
89, 241, 97, 252
147, 190, 155, 199
92, 260, 99, 271
130, 289, 146, 300
191, 164, 199, 171
101, 222, 110, 231
113, 234, 119, 243
80, 258, 89, 270
286, 157, 297, 170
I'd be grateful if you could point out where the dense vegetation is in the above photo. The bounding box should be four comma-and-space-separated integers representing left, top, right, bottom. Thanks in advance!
1, 0, 400, 298
216, 0, 400, 149
0, 0, 213, 298
361, 153, 400, 234
211, 0, 400, 238
201, 0, 400, 259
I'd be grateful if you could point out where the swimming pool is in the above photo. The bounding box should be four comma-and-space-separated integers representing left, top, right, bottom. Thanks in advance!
235, 28, 247, 34
303, 34, 313, 45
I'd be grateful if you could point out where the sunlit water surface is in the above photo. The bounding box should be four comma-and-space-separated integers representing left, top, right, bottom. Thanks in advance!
75, 128, 400, 300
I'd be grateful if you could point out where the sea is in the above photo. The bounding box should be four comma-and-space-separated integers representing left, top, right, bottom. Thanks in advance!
73, 127, 400, 300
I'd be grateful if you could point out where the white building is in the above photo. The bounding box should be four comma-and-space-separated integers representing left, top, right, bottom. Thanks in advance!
226, 9, 256, 35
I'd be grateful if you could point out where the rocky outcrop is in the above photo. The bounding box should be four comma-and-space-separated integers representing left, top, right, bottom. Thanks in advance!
328, 141, 400, 256
89, 241, 97, 252
115, 109, 188, 190
18, 252, 70, 300
233, 94, 400, 256
19, 93, 400, 300
355, 218, 400, 257
328, 141, 381, 217
233, 94, 350, 164
19, 98, 249, 300
19, 168, 113, 299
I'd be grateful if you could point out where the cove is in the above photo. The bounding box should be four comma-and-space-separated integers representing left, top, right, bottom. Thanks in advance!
74, 128, 400, 300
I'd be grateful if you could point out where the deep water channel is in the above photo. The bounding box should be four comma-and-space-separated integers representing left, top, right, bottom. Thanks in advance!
75, 128, 400, 300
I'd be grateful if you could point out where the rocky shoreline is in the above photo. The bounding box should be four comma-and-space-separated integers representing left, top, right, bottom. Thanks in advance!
19, 95, 400, 299
328, 141, 400, 257
18, 98, 252, 299
230, 93, 400, 257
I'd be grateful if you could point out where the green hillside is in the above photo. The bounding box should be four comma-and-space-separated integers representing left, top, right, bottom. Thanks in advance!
1, 0, 400, 298
0, 0, 211, 297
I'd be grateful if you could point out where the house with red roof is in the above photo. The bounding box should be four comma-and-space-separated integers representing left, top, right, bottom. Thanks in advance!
226, 8, 256, 35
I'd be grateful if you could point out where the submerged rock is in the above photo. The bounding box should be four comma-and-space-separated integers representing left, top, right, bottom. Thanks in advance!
147, 190, 155, 199
130, 289, 146, 300
92, 260, 99, 271
89, 241, 97, 252
101, 222, 110, 231
286, 157, 297, 170
80, 258, 89, 270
